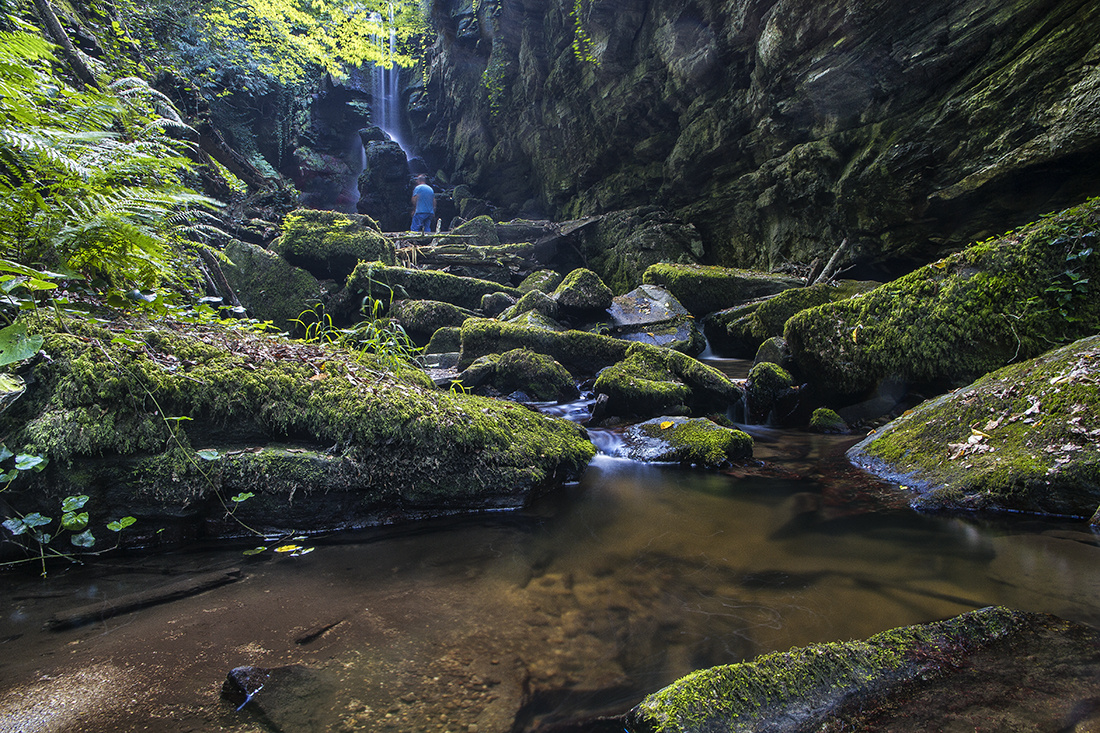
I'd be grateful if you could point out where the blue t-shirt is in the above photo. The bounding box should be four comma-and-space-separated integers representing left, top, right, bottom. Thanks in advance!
413, 183, 435, 214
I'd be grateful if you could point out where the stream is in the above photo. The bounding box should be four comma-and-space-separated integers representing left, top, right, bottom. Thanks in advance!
2, 359, 1100, 732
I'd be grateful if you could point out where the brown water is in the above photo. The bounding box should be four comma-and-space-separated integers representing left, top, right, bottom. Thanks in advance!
2, 428, 1100, 732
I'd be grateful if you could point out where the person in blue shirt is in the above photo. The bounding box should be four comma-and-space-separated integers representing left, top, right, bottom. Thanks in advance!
410, 174, 435, 233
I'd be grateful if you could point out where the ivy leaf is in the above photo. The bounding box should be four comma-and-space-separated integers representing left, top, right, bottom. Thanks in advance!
21, 512, 51, 528
70, 530, 96, 548
3, 517, 27, 535
61, 494, 89, 512
61, 511, 89, 531
0, 444, 13, 462
197, 449, 220, 461
15, 453, 46, 471
107, 516, 136, 532
231, 492, 254, 503
242, 546, 267, 556
0, 323, 43, 367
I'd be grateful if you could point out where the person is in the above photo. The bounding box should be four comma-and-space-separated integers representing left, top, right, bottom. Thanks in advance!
410, 174, 435, 233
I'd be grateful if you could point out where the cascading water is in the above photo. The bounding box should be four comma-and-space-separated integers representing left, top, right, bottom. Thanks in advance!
368, 3, 412, 156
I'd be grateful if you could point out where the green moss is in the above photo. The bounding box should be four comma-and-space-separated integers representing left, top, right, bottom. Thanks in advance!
425, 327, 462, 354
390, 299, 474, 336
501, 289, 560, 321
451, 215, 500, 246
785, 198, 1100, 397
222, 240, 323, 330
1, 313, 596, 526
642, 263, 803, 317
632, 417, 753, 467
348, 262, 521, 310
459, 318, 629, 374
518, 269, 564, 294
550, 267, 614, 313
273, 209, 395, 279
809, 408, 848, 434
629, 607, 1024, 733
850, 334, 1100, 517
493, 348, 578, 401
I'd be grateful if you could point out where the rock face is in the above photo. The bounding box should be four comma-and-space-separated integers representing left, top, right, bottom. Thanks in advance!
414, 0, 1100, 271
848, 334, 1100, 519
0, 315, 595, 546
356, 140, 410, 231
784, 198, 1100, 400
626, 607, 1100, 733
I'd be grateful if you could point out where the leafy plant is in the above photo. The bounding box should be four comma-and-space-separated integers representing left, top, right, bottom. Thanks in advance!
292, 299, 423, 371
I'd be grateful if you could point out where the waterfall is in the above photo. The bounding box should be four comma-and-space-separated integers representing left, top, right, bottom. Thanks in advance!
369, 3, 412, 156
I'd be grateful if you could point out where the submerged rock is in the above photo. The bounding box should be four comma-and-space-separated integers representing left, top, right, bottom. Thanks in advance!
617, 417, 752, 467
642, 264, 802, 317
848, 334, 1100, 519
626, 607, 1100, 733
222, 664, 337, 730
0, 314, 595, 545
785, 198, 1100, 399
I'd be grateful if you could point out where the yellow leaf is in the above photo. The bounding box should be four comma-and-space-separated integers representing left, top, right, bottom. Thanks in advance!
274, 544, 302, 553
660, 421, 674, 429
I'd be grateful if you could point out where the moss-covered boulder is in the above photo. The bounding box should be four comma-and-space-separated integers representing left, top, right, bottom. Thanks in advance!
593, 343, 742, 421
809, 407, 849, 434
347, 262, 522, 311
550, 268, 614, 316
705, 280, 880, 357
752, 336, 792, 369
459, 318, 629, 375
425, 326, 462, 354
451, 214, 500, 246
389, 299, 474, 337
456, 348, 578, 402
500, 289, 560, 322
221, 240, 324, 331
272, 209, 395, 281
480, 291, 516, 317
0, 314, 595, 545
642, 263, 803, 317
505, 311, 566, 331
744, 362, 796, 424
518, 269, 563, 294
627, 607, 1100, 733
617, 417, 752, 467
848, 334, 1100, 519
785, 199, 1100, 399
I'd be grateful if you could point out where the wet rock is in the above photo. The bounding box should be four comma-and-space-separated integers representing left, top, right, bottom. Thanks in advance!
272, 208, 394, 281
221, 240, 324, 331
626, 607, 1100, 733
593, 342, 741, 421
550, 268, 614, 318
643, 264, 802, 318
785, 199, 1100, 399
616, 417, 752, 467
744, 362, 797, 425
519, 269, 564, 294
501, 290, 560, 322
607, 284, 704, 355
752, 336, 792, 370
481, 292, 517, 317
848, 334, 1100, 519
809, 408, 849, 435
222, 664, 336, 730
356, 140, 409, 231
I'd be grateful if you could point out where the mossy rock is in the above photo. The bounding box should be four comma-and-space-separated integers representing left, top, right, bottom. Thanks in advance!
785, 199, 1100, 398
705, 280, 880, 357
425, 326, 462, 354
848, 334, 1100, 518
642, 263, 803, 317
753, 336, 792, 370
459, 318, 628, 375
593, 342, 742, 420
480, 291, 517, 317
0, 314, 595, 544
505, 311, 566, 331
618, 417, 752, 467
390, 299, 474, 337
744, 362, 795, 424
347, 262, 522, 311
221, 240, 324, 332
809, 407, 849, 434
550, 268, 614, 315
628, 607, 1095, 733
501, 289, 561, 322
518, 269, 563, 294
451, 215, 500, 246
493, 348, 578, 402
272, 209, 395, 281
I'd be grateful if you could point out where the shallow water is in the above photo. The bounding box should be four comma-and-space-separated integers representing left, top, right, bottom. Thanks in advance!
1, 430, 1099, 732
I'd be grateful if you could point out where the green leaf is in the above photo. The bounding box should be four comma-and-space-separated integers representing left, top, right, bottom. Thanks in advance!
196, 449, 220, 461
21, 512, 51, 528
70, 529, 96, 548
61, 511, 89, 531
0, 323, 43, 367
15, 454, 46, 471
107, 516, 137, 532
3, 517, 27, 535
231, 492, 254, 503
242, 546, 267, 556
61, 494, 89, 512
0, 445, 14, 462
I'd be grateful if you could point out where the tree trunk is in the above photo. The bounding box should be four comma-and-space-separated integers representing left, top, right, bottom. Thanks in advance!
30, 0, 100, 90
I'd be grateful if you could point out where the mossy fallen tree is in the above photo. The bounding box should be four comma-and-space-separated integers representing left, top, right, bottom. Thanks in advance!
0, 313, 594, 546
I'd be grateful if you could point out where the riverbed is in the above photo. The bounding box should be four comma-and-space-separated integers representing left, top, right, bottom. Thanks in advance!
2, 415, 1099, 732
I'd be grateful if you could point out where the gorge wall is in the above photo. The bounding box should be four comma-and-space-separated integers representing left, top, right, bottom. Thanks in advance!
412, 0, 1100, 274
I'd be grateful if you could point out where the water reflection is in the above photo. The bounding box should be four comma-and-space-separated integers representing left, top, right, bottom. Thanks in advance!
1, 436, 1099, 732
